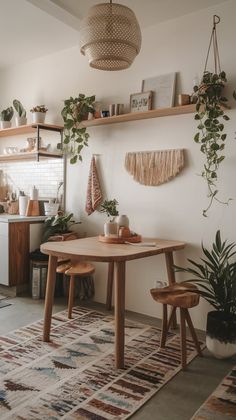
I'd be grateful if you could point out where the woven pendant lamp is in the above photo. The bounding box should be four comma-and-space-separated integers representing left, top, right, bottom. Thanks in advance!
80, 0, 142, 71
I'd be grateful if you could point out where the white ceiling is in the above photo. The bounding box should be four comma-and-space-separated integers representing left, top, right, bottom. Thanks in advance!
0, 0, 227, 69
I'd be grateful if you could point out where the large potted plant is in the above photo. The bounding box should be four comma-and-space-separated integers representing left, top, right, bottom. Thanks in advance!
0, 106, 14, 129
100, 199, 119, 237
13, 99, 27, 126
175, 230, 236, 358
59, 93, 95, 164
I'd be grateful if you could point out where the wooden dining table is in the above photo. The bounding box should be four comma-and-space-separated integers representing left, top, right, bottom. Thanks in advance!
40, 236, 185, 369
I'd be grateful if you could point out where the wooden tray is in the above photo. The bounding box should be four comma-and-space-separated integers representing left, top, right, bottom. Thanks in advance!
99, 234, 142, 244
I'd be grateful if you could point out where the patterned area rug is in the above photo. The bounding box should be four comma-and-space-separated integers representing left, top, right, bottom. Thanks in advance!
191, 365, 236, 420
0, 307, 204, 419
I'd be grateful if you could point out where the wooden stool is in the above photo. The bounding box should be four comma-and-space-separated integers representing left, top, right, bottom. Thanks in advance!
150, 282, 202, 369
58, 262, 95, 318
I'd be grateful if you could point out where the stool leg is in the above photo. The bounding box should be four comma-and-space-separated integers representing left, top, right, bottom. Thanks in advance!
160, 304, 168, 348
184, 308, 203, 357
180, 308, 187, 370
68, 275, 75, 319
166, 307, 177, 332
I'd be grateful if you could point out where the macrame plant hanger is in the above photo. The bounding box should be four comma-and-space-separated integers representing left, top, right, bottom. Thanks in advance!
203, 15, 221, 74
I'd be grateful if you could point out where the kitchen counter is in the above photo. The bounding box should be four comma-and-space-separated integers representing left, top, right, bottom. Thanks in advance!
0, 214, 47, 223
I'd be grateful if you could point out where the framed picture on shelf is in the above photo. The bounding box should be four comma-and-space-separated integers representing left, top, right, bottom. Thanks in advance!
141, 72, 176, 109
130, 91, 152, 113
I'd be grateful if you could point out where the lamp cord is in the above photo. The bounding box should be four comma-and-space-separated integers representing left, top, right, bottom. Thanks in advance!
204, 15, 221, 74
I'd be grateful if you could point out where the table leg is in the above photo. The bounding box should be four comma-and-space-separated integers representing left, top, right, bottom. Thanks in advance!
165, 251, 177, 328
114, 261, 126, 369
106, 261, 114, 310
43, 255, 58, 342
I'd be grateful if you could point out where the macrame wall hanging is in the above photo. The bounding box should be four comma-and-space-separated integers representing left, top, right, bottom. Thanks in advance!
125, 149, 185, 186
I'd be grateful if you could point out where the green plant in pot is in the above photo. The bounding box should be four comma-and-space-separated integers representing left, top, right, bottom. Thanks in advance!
175, 230, 236, 359
59, 94, 95, 164
100, 199, 119, 237
30, 105, 48, 124
13, 99, 27, 126
0, 106, 14, 129
193, 15, 236, 216
42, 212, 79, 243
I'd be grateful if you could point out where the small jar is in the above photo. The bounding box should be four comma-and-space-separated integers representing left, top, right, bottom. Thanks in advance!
116, 214, 129, 228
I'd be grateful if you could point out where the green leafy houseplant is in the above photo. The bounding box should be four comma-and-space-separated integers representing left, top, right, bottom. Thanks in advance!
30, 105, 48, 113
193, 70, 233, 216
13, 99, 26, 117
59, 94, 95, 164
175, 230, 236, 358
42, 213, 79, 243
100, 199, 119, 222
0, 106, 14, 121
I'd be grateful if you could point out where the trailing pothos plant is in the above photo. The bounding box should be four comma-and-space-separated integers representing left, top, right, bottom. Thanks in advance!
193, 70, 234, 216
59, 94, 95, 164
193, 15, 236, 216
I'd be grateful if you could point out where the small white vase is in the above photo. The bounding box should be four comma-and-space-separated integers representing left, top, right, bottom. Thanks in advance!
19, 196, 29, 216
116, 214, 129, 228
15, 116, 27, 126
104, 222, 119, 237
32, 112, 46, 124
0, 121, 11, 129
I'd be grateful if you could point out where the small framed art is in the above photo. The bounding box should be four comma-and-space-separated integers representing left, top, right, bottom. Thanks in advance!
141, 72, 176, 109
130, 91, 152, 113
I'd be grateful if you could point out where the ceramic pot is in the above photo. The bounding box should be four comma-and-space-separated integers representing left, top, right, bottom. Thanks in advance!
15, 116, 27, 126
0, 121, 11, 129
19, 195, 29, 216
32, 112, 46, 124
206, 311, 236, 359
116, 214, 129, 228
104, 222, 119, 237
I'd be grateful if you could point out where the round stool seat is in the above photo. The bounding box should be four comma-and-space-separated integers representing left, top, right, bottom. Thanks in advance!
150, 282, 199, 308
56, 263, 71, 274
65, 262, 95, 276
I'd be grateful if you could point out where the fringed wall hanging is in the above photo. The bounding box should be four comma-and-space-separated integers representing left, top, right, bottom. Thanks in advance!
125, 149, 184, 186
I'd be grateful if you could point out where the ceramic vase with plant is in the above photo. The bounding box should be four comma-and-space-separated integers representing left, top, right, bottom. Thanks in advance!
30, 105, 48, 124
175, 230, 236, 359
13, 99, 27, 126
0, 106, 14, 129
59, 93, 95, 164
100, 199, 119, 237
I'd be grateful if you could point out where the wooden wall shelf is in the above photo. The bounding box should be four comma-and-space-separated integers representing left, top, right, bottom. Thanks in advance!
81, 104, 198, 128
0, 150, 63, 162
0, 123, 63, 138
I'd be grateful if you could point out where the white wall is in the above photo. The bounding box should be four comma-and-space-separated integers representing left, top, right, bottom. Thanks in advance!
0, 0, 236, 330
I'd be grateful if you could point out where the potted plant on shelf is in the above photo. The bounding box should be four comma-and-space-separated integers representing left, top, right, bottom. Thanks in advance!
175, 230, 236, 359
30, 105, 48, 124
0, 106, 14, 129
13, 99, 27, 126
100, 199, 119, 237
59, 93, 95, 164
193, 15, 236, 216
42, 212, 79, 243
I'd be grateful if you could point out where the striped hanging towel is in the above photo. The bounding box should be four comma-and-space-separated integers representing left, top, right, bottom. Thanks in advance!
85, 156, 103, 215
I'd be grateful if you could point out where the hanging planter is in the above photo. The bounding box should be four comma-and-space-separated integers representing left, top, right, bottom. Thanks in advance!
193, 15, 236, 216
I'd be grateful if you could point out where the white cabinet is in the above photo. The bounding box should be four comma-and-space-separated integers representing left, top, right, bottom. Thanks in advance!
0, 223, 9, 285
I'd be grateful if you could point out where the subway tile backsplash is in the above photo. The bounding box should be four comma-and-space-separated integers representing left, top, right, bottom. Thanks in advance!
0, 159, 64, 200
